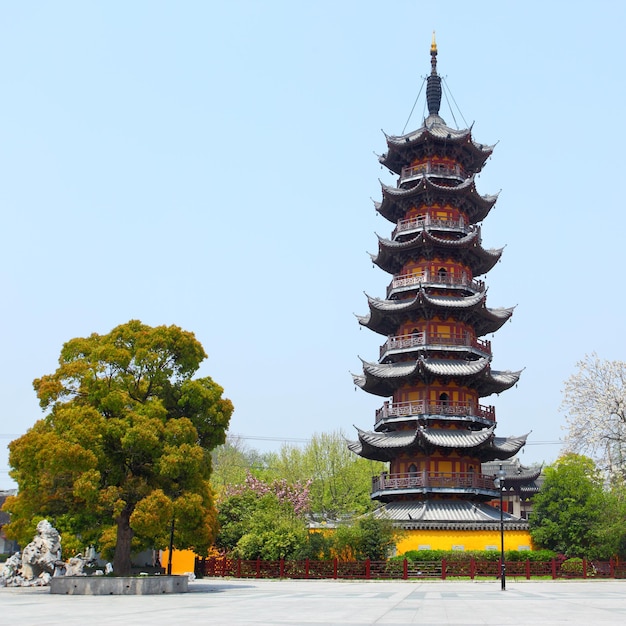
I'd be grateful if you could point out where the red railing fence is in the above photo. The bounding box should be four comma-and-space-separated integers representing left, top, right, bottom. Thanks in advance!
199, 557, 626, 581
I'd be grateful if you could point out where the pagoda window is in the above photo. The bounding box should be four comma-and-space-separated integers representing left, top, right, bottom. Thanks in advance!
437, 267, 447, 281
439, 392, 449, 406
408, 463, 418, 476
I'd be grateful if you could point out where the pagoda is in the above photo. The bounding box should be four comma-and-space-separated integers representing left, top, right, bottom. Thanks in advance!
349, 38, 531, 551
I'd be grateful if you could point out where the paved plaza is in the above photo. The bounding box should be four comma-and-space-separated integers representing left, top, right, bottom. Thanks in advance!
2, 578, 626, 625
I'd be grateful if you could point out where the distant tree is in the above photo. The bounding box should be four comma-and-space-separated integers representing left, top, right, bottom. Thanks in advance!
210, 436, 268, 497
529, 454, 606, 558
595, 483, 626, 558
561, 353, 626, 478
3, 320, 233, 575
267, 431, 386, 517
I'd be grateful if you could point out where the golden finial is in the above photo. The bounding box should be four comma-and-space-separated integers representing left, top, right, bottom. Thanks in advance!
431, 31, 437, 53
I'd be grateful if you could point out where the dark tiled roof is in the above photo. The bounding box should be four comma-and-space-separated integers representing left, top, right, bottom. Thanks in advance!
357, 291, 514, 337
374, 499, 528, 530
348, 425, 527, 462
379, 121, 494, 176
375, 176, 497, 226
371, 228, 502, 276
353, 356, 521, 398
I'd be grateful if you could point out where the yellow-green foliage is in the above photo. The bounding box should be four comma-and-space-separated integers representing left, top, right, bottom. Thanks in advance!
2, 320, 233, 574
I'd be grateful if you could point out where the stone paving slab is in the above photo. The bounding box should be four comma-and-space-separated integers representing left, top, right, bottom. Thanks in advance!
2, 578, 626, 625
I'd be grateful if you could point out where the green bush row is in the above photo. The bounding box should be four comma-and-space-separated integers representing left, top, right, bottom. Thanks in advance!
393, 549, 558, 563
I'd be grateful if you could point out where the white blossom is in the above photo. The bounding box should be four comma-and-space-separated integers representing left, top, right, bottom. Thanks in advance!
561, 353, 626, 478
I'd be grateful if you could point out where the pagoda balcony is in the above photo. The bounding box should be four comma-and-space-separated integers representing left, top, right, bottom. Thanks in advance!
386, 271, 484, 298
372, 471, 496, 496
392, 215, 472, 239
400, 161, 465, 184
375, 400, 496, 426
379, 331, 491, 360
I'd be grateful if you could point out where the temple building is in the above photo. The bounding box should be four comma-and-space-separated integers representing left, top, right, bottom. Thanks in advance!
349, 37, 533, 552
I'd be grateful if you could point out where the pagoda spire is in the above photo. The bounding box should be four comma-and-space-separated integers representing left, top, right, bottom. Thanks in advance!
426, 32, 442, 116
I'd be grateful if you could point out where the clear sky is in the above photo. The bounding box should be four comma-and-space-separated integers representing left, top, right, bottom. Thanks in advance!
2, 1, 625, 488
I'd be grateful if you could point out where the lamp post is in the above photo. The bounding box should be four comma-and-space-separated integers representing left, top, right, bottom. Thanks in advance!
167, 516, 175, 576
495, 464, 506, 591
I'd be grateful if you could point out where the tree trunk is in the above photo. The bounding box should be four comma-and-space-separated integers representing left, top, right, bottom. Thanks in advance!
113, 508, 134, 576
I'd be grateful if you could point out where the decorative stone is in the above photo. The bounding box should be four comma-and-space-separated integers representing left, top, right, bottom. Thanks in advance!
0, 519, 66, 587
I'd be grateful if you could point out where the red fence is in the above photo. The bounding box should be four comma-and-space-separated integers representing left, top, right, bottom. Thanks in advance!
200, 557, 626, 581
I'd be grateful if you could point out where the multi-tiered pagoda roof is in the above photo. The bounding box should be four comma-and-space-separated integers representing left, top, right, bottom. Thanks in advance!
348, 37, 527, 530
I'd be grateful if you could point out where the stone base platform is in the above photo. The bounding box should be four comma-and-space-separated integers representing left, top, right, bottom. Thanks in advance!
50, 575, 188, 595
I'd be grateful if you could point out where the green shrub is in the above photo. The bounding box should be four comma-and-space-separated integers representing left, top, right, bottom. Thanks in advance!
560, 557, 584, 575
394, 549, 557, 563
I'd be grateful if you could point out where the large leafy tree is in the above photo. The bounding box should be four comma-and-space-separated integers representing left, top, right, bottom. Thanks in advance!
3, 320, 233, 575
529, 454, 606, 558
561, 353, 626, 478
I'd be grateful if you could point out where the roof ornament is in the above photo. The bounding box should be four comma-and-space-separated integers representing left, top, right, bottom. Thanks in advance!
426, 32, 442, 117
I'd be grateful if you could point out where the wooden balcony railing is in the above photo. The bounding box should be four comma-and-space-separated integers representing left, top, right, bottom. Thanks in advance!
393, 214, 471, 239
400, 161, 465, 183
375, 400, 496, 423
372, 471, 496, 493
386, 271, 484, 298
379, 331, 491, 359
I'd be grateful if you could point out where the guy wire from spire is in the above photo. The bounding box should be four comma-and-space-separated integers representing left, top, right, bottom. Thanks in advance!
442, 75, 469, 129
401, 78, 426, 135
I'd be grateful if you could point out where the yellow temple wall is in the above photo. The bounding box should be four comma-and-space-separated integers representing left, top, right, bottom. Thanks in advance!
160, 548, 196, 575
395, 529, 533, 555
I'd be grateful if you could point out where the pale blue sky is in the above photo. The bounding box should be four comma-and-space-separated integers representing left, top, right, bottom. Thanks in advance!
2, 1, 625, 487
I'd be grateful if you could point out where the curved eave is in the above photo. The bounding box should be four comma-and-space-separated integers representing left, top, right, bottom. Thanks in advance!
504, 470, 543, 485
350, 425, 498, 461
482, 461, 543, 485
354, 357, 521, 398
380, 125, 494, 175
476, 433, 529, 462
474, 369, 522, 396
347, 430, 411, 462
371, 230, 503, 276
377, 177, 497, 224
357, 291, 514, 337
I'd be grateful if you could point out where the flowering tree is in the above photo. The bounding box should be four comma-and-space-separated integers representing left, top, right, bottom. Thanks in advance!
216, 473, 312, 558
223, 472, 311, 516
561, 353, 626, 478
